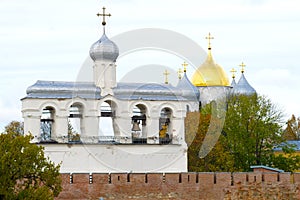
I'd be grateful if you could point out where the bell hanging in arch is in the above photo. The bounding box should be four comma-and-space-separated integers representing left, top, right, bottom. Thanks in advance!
132, 121, 141, 131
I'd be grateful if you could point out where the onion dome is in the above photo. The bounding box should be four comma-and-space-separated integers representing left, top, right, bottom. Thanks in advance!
191, 33, 230, 87
191, 51, 230, 86
90, 7, 118, 62
233, 62, 256, 95
233, 73, 256, 95
177, 71, 200, 101
89, 33, 119, 62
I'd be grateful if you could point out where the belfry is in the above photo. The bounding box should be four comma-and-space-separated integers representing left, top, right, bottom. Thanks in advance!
21, 6, 256, 173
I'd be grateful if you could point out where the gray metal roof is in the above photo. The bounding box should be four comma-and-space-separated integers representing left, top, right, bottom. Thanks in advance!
25, 80, 101, 99
114, 82, 187, 101
233, 74, 256, 95
250, 165, 284, 173
273, 140, 300, 151
24, 80, 197, 102
176, 72, 200, 101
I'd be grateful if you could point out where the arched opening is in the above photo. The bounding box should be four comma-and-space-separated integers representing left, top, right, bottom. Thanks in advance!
131, 104, 147, 144
186, 105, 190, 112
40, 106, 55, 142
99, 101, 116, 140
68, 104, 83, 143
159, 107, 173, 144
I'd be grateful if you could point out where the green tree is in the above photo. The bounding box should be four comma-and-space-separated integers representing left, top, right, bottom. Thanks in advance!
187, 108, 235, 172
4, 121, 24, 135
223, 94, 300, 171
0, 121, 62, 199
187, 95, 300, 172
271, 144, 300, 172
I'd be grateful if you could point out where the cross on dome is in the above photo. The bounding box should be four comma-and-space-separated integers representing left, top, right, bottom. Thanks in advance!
182, 61, 188, 72
239, 62, 246, 73
177, 68, 183, 79
89, 6, 119, 63
97, 7, 111, 26
230, 68, 237, 79
205, 32, 214, 50
163, 69, 170, 84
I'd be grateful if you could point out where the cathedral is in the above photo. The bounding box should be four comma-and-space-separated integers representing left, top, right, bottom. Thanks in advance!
21, 7, 255, 173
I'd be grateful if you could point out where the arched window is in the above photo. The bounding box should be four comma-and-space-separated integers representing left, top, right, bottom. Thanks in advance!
68, 104, 83, 142
159, 107, 172, 144
99, 101, 116, 141
40, 107, 55, 142
131, 104, 147, 144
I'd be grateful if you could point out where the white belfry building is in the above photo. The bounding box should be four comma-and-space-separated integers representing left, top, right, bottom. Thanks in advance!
21, 7, 255, 173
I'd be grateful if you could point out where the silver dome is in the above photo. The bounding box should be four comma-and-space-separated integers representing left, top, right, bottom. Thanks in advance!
176, 72, 200, 101
89, 33, 119, 62
233, 74, 256, 95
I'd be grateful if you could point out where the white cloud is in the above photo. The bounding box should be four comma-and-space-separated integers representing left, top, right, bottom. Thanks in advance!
255, 68, 291, 84
0, 99, 22, 133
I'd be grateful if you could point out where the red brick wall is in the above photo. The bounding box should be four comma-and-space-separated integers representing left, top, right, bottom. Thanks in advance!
55, 172, 300, 200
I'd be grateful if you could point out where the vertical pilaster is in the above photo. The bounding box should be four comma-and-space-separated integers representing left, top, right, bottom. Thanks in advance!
84, 115, 99, 143
54, 115, 68, 143
23, 114, 41, 143
147, 116, 159, 144
114, 116, 132, 143
172, 117, 185, 144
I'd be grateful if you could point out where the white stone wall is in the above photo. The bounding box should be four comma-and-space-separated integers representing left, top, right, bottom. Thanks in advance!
42, 143, 188, 173
22, 96, 196, 144
21, 95, 196, 173
198, 86, 232, 106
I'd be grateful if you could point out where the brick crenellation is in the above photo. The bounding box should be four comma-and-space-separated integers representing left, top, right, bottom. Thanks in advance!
56, 172, 300, 200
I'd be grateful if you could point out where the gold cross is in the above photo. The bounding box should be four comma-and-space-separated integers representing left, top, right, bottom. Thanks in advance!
182, 61, 188, 72
230, 68, 237, 79
205, 32, 214, 50
239, 62, 246, 73
177, 68, 183, 79
163, 69, 170, 84
97, 7, 111, 26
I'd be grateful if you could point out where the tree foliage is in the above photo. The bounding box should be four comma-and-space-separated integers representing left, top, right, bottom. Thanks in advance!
271, 145, 300, 172
223, 94, 284, 171
187, 111, 235, 172
0, 121, 62, 199
4, 121, 24, 135
187, 94, 300, 172
68, 120, 80, 142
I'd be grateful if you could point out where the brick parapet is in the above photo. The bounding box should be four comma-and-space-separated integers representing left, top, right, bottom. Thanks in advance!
55, 172, 300, 200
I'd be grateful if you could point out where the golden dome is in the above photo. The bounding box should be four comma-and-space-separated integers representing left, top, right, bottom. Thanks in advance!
191, 50, 230, 86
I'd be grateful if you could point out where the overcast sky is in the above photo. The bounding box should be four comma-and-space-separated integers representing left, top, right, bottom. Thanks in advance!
1, 0, 300, 131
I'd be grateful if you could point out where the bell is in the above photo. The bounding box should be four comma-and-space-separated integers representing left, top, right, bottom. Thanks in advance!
132, 121, 141, 131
